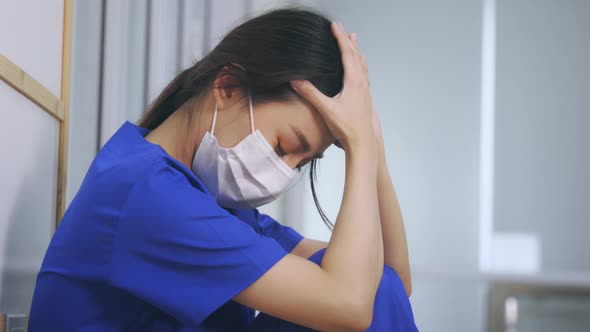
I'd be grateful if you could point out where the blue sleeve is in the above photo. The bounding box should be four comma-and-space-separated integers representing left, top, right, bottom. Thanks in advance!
255, 212, 304, 253
109, 164, 290, 327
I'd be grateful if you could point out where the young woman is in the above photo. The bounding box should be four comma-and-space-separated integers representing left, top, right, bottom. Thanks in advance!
29, 7, 418, 332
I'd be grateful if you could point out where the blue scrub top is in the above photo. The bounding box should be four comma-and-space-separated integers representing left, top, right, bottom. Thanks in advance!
29, 121, 305, 331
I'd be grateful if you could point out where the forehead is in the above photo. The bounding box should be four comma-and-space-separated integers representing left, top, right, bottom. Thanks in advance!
257, 97, 334, 149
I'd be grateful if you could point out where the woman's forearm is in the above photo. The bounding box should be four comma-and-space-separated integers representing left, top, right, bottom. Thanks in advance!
321, 143, 384, 312
377, 147, 412, 296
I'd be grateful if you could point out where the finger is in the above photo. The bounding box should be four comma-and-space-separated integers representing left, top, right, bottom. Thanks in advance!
290, 79, 332, 114
350, 33, 367, 75
350, 32, 360, 54
331, 21, 358, 79
332, 22, 355, 61
348, 32, 362, 65
336, 21, 356, 53
347, 32, 368, 84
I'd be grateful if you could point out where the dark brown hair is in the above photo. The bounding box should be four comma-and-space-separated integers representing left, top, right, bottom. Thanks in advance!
139, 6, 343, 230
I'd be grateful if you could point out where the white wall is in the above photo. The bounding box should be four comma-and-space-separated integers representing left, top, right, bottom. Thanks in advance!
0, 0, 64, 317
493, 0, 590, 273
0, 0, 63, 96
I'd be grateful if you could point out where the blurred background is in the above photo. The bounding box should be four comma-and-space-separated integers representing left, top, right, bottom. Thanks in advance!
1, 0, 589, 331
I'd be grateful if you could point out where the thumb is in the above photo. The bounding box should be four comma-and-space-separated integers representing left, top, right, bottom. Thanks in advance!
290, 80, 331, 113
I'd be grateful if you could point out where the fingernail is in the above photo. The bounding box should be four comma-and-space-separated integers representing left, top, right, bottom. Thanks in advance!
291, 80, 303, 88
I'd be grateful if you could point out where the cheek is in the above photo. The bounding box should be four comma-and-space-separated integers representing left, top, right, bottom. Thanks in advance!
252, 125, 278, 148
251, 112, 281, 144
216, 127, 251, 148
277, 137, 301, 168
278, 134, 296, 152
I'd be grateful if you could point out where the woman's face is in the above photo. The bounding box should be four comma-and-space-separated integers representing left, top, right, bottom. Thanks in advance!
209, 87, 335, 170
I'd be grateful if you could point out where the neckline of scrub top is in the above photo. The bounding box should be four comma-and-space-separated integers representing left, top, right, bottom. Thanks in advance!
113, 120, 214, 198
116, 121, 267, 225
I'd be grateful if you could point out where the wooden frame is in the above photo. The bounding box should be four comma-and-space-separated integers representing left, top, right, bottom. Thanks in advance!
0, 54, 65, 120
0, 0, 73, 229
57, 0, 73, 227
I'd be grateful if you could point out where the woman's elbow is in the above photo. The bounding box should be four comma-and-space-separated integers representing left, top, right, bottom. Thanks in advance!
405, 281, 412, 297
353, 300, 374, 331
396, 267, 413, 297
342, 307, 373, 332
336, 293, 374, 332
400, 272, 412, 297
405, 268, 413, 297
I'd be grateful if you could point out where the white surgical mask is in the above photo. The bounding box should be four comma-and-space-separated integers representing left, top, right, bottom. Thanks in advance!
192, 93, 303, 209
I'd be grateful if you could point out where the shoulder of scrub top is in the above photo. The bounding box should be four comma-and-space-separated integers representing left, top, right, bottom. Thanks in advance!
226, 208, 304, 254
109, 160, 297, 327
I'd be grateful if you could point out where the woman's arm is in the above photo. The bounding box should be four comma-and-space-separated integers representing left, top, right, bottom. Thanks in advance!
291, 238, 328, 259
232, 21, 384, 332
291, 165, 412, 298
375, 135, 412, 296
292, 112, 412, 297
234, 143, 382, 332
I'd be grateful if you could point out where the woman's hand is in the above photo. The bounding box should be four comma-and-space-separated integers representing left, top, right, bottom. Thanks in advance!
372, 106, 384, 152
347, 29, 384, 154
290, 21, 375, 154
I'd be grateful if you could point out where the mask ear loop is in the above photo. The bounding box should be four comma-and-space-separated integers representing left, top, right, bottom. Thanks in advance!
248, 91, 255, 134
210, 103, 219, 135
211, 92, 253, 136
232, 62, 254, 134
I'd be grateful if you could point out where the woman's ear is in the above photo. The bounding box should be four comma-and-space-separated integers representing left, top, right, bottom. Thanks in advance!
213, 66, 242, 111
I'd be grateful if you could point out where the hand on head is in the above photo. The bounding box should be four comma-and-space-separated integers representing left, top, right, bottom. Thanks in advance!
290, 21, 377, 153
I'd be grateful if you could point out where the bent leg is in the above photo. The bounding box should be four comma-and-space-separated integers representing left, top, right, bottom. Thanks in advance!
246, 248, 419, 332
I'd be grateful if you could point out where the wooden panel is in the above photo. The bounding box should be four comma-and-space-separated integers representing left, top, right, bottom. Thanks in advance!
0, 53, 64, 120
57, 0, 73, 225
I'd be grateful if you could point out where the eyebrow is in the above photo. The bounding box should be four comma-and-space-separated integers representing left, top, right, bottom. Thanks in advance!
290, 125, 312, 154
